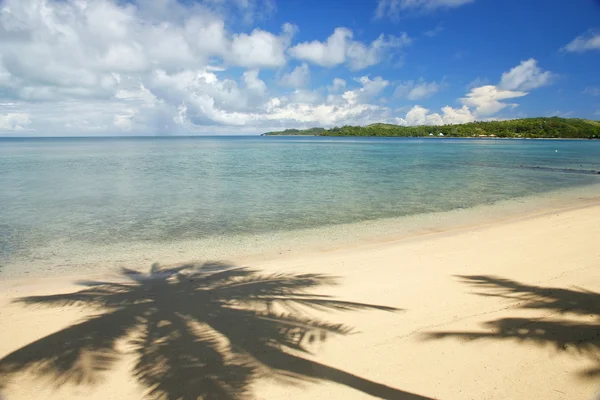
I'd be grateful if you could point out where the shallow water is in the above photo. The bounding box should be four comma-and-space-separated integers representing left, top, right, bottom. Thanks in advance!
1, 136, 599, 278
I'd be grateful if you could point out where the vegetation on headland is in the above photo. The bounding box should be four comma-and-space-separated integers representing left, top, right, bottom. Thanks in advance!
263, 117, 600, 139
262, 127, 326, 136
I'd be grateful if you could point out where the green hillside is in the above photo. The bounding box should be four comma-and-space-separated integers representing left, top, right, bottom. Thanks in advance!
263, 117, 600, 139
262, 127, 325, 136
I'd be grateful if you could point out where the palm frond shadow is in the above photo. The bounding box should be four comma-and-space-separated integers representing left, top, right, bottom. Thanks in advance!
0, 262, 435, 400
423, 275, 600, 379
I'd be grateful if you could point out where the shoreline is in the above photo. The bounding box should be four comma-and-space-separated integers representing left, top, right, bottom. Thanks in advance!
264, 135, 599, 140
2, 182, 600, 280
1, 193, 599, 399
3, 193, 599, 290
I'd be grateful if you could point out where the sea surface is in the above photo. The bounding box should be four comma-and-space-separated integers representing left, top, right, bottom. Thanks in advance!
1, 136, 600, 278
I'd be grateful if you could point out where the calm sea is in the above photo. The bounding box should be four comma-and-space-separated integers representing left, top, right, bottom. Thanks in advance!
1, 136, 600, 277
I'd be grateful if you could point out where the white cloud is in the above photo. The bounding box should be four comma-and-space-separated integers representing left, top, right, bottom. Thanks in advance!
461, 85, 527, 115
562, 32, 600, 53
245, 75, 391, 128
113, 111, 136, 131
160, 75, 389, 129
498, 59, 555, 91
394, 78, 442, 100
288, 28, 351, 67
290, 89, 325, 105
0, 0, 293, 105
0, 1, 560, 135
279, 63, 310, 88
457, 59, 553, 116
375, 0, 474, 19
0, 113, 31, 131
350, 76, 390, 103
329, 78, 347, 92
393, 59, 554, 126
583, 87, 600, 96
346, 33, 412, 70
243, 69, 267, 97
289, 28, 410, 70
439, 105, 476, 124
228, 26, 295, 68
404, 105, 442, 125
147, 68, 272, 127
0, 0, 314, 134
394, 105, 475, 126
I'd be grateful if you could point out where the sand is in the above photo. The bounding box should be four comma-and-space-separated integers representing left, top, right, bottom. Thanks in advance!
1, 200, 599, 400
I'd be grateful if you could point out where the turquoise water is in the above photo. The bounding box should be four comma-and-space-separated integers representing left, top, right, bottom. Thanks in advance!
1, 136, 600, 277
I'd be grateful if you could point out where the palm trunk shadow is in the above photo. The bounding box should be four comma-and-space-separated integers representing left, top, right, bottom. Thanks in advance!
257, 349, 435, 400
0, 262, 436, 400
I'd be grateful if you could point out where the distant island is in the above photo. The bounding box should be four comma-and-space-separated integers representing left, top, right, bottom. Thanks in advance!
262, 117, 600, 139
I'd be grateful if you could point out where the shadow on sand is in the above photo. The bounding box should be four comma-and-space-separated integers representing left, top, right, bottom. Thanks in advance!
0, 262, 435, 399
423, 275, 600, 379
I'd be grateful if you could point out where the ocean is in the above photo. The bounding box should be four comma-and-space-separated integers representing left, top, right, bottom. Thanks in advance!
1, 136, 599, 278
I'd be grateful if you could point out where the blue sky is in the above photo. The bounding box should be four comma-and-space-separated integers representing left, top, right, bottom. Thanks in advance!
0, 0, 599, 135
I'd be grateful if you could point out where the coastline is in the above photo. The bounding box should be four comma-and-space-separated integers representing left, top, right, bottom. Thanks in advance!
1, 190, 599, 399
263, 134, 599, 140
2, 182, 600, 280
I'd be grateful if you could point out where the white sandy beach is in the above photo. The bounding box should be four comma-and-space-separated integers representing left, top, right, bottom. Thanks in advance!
1, 200, 599, 400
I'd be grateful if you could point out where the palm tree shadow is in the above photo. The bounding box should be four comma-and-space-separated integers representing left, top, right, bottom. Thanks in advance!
423, 275, 600, 379
0, 262, 435, 400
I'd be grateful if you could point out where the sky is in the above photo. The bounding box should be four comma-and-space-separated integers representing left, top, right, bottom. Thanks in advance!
0, 0, 599, 136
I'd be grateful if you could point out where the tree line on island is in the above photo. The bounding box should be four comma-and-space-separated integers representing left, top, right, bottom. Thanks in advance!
262, 117, 600, 139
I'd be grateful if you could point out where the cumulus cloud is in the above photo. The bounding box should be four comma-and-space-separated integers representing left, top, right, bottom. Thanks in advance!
113, 111, 136, 131
392, 58, 554, 126
394, 105, 475, 126
562, 31, 600, 53
454, 59, 553, 117
349, 76, 390, 103
279, 63, 310, 88
375, 0, 474, 19
289, 28, 351, 67
0, 0, 317, 134
328, 78, 347, 92
0, 0, 293, 104
449, 58, 554, 118
461, 85, 526, 115
498, 59, 555, 91
403, 105, 442, 125
0, 0, 463, 135
0, 1, 557, 135
228, 25, 296, 67
243, 69, 268, 97
146, 67, 273, 127
438, 105, 477, 124
0, 113, 31, 131
346, 33, 412, 70
394, 78, 442, 100
161, 73, 390, 129
289, 28, 411, 70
